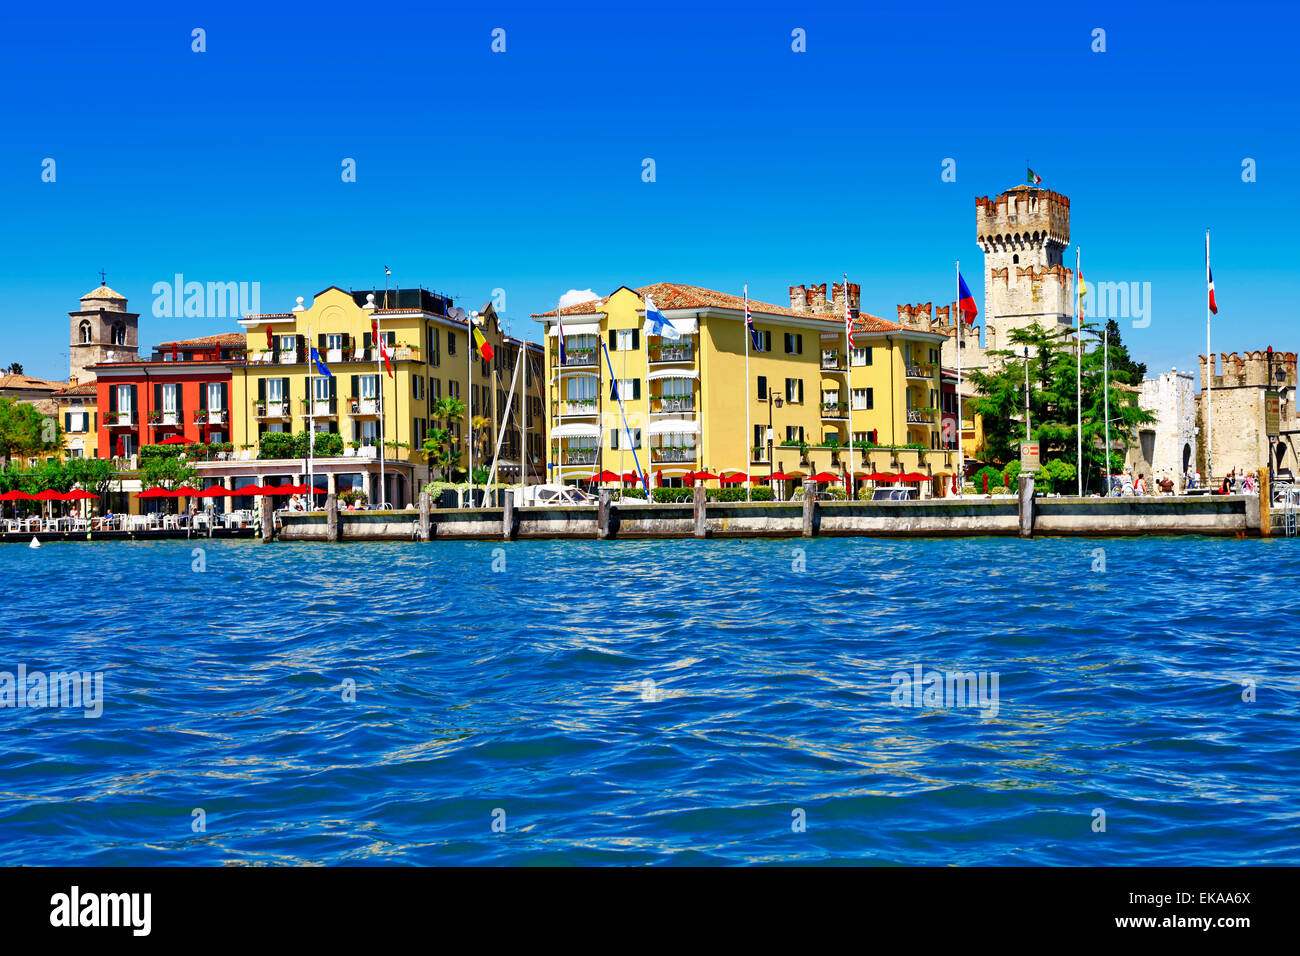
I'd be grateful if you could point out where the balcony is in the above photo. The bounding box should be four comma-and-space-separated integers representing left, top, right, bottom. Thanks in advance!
194, 409, 227, 426
820, 401, 848, 420
148, 412, 180, 427
347, 397, 380, 418
256, 401, 292, 420
562, 449, 598, 466
343, 444, 378, 459
651, 396, 695, 413
556, 400, 599, 417
103, 410, 136, 427
906, 363, 936, 380
648, 345, 693, 364
821, 350, 845, 372
652, 446, 698, 464
302, 399, 336, 418
552, 348, 598, 367
277, 349, 302, 365
907, 409, 936, 424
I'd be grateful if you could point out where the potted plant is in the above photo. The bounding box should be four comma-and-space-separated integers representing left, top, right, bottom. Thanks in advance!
193, 410, 208, 424
148, 411, 163, 424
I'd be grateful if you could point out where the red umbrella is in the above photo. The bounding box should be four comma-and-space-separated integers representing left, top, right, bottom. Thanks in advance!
621, 472, 640, 483
0, 490, 36, 501
62, 489, 100, 500
590, 470, 622, 483
719, 471, 748, 485
33, 489, 69, 501
159, 434, 195, 445
655, 470, 664, 488
136, 487, 177, 498
234, 485, 266, 496
691, 470, 720, 481
172, 485, 202, 496
260, 485, 296, 496
864, 471, 898, 481
767, 471, 794, 481
898, 472, 929, 482
809, 471, 842, 483
197, 486, 235, 497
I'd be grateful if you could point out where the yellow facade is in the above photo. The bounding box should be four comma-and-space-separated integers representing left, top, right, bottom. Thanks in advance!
225, 286, 544, 503
538, 284, 962, 495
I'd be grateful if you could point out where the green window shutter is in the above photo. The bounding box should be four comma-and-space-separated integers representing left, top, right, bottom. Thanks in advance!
350, 375, 358, 398
199, 383, 207, 411
257, 378, 265, 402
632, 379, 641, 400
631, 329, 640, 350
757, 376, 766, 400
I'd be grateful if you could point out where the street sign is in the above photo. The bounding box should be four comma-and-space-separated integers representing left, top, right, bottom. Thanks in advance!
1020, 441, 1040, 472
1265, 390, 1281, 439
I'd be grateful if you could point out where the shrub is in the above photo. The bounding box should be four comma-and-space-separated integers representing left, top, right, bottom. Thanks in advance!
615, 488, 646, 500
652, 487, 695, 503
313, 431, 344, 457
970, 465, 1003, 493
821, 485, 847, 500
1037, 458, 1076, 494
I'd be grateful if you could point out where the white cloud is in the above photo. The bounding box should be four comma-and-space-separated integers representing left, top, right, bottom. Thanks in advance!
559, 288, 600, 310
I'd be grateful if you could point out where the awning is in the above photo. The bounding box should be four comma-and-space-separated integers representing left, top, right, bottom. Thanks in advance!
548, 322, 601, 337
551, 370, 598, 382
658, 316, 698, 335
647, 369, 699, 381
550, 423, 602, 439
648, 418, 700, 435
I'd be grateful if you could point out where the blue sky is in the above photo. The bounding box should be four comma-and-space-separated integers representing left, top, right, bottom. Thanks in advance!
2, 0, 1295, 382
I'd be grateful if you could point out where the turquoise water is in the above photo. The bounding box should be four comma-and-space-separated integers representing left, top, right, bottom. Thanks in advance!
1, 536, 1297, 865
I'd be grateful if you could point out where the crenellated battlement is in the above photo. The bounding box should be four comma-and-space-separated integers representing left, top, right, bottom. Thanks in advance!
1199, 350, 1298, 388
976, 186, 1070, 248
789, 281, 857, 316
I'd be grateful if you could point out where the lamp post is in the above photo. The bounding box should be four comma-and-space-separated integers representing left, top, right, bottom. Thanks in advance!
1023, 346, 1031, 441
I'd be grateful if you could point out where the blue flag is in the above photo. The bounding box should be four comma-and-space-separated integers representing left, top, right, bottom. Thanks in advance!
310, 347, 333, 377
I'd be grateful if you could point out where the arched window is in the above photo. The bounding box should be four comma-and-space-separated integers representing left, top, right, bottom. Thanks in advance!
79, 320, 91, 343
111, 323, 126, 346
1012, 254, 1019, 264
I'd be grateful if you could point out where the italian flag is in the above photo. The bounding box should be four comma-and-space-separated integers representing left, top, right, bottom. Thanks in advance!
1027, 167, 1042, 185
473, 326, 495, 361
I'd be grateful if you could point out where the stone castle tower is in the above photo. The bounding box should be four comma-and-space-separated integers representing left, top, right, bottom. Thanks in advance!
975, 185, 1073, 353
68, 282, 139, 385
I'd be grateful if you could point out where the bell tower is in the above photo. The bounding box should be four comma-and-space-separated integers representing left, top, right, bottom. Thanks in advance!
975, 186, 1074, 353
68, 279, 140, 384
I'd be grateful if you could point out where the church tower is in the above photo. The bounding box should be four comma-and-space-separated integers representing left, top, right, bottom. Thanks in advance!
68, 280, 140, 384
975, 185, 1074, 354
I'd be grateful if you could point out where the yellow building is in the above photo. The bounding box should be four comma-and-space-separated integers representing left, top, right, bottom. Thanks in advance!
533, 282, 961, 496
193, 286, 544, 506
51, 382, 100, 459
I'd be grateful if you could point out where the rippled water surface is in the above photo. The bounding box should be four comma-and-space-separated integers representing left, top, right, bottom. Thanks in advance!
2, 536, 1297, 865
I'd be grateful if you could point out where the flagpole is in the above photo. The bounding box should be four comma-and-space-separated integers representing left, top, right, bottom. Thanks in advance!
744, 284, 751, 503
377, 304, 386, 509
1205, 229, 1214, 488
844, 273, 856, 502
1103, 325, 1111, 492
1076, 246, 1083, 496
307, 322, 314, 505
955, 259, 963, 496
468, 311, 474, 504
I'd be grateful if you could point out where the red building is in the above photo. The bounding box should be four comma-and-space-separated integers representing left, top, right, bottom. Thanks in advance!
92, 334, 245, 460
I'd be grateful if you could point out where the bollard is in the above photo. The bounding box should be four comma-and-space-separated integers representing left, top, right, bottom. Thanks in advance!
503, 490, 516, 541
326, 493, 340, 542
1017, 473, 1035, 538
802, 491, 815, 537
418, 491, 431, 542
260, 496, 273, 543
693, 484, 708, 538
1257, 467, 1271, 537
597, 489, 612, 539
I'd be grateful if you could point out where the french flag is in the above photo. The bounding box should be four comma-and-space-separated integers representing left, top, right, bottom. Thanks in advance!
958, 274, 978, 325
1206, 231, 1218, 315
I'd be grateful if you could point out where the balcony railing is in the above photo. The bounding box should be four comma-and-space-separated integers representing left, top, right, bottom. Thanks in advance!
148, 412, 180, 427
820, 402, 848, 420
277, 348, 303, 364
821, 350, 844, 371
556, 400, 599, 416
906, 363, 936, 379
103, 411, 136, 427
256, 401, 292, 419
348, 398, 380, 417
562, 450, 598, 465
907, 409, 936, 424
652, 447, 697, 463
194, 409, 227, 425
302, 399, 336, 417
552, 349, 598, 367
648, 345, 694, 364
652, 397, 695, 413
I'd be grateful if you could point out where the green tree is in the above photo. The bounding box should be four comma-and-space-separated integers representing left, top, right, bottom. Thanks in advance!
5, 362, 23, 375
967, 321, 1154, 494
0, 397, 60, 458
141, 446, 197, 490
425, 396, 467, 479
1103, 318, 1147, 383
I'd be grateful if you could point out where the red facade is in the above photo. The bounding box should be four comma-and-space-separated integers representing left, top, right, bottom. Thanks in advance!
94, 363, 237, 459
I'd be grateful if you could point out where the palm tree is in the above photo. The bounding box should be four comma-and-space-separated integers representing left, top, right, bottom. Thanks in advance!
426, 397, 467, 479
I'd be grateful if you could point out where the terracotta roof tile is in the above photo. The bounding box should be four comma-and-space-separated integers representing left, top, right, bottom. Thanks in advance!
155, 333, 246, 348
0, 373, 67, 391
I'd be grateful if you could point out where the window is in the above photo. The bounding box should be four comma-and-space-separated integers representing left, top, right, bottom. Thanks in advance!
267, 378, 284, 402
326, 333, 343, 350
565, 376, 597, 401
611, 427, 642, 449
207, 383, 223, 411
313, 377, 330, 401
785, 426, 805, 443
761, 330, 772, 352
360, 420, 379, 446
428, 326, 441, 367
115, 384, 133, 411
783, 332, 804, 355
79, 321, 91, 344
448, 380, 460, 399
359, 375, 379, 400
279, 334, 296, 352
611, 378, 641, 401
448, 330, 457, 356
413, 375, 425, 400
162, 384, 178, 414
111, 323, 126, 346
615, 329, 640, 351
757, 376, 767, 400
852, 388, 869, 410
851, 347, 867, 367
866, 387, 874, 409
785, 378, 804, 403
660, 378, 690, 399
